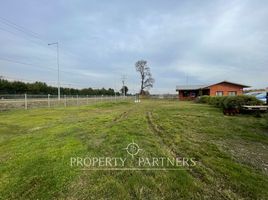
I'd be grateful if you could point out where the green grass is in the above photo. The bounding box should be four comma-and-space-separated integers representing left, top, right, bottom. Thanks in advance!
0, 100, 267, 199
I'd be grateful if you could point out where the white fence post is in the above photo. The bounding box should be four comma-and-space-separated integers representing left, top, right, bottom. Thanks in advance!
86, 95, 89, 105
24, 93, 27, 110
76, 95, 79, 106
48, 94, 50, 108
64, 95, 67, 107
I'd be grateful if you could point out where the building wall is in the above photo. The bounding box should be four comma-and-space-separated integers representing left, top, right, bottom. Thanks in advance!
177, 82, 245, 100
209, 82, 244, 96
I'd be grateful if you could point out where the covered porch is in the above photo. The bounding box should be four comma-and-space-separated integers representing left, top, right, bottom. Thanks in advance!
176, 85, 210, 100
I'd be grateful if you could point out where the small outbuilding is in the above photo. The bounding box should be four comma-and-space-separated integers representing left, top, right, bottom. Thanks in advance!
176, 81, 250, 100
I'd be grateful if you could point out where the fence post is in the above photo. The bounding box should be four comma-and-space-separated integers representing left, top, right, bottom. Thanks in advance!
24, 93, 27, 110
48, 94, 50, 108
86, 95, 89, 105
64, 95, 67, 107
76, 95, 79, 106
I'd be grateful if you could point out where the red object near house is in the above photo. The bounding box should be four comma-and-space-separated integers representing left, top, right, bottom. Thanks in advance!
176, 81, 250, 100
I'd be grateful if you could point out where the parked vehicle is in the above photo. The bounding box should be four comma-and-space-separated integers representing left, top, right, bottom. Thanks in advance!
244, 92, 262, 96
255, 92, 267, 103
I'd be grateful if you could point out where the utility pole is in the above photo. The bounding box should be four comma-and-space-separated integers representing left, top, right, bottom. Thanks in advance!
48, 42, 60, 100
121, 75, 127, 97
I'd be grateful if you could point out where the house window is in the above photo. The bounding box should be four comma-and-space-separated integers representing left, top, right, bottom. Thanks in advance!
216, 91, 223, 96
228, 91, 237, 96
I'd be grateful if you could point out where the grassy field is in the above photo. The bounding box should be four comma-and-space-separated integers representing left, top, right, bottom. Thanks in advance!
0, 100, 268, 199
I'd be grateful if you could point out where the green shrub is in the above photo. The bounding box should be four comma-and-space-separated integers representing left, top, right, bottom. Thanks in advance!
208, 96, 225, 107
196, 95, 210, 103
197, 96, 226, 107
197, 95, 263, 111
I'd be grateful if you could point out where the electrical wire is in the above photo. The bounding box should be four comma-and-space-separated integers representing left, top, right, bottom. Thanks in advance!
0, 16, 110, 89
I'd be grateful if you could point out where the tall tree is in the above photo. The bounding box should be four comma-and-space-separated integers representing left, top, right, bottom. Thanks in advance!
135, 60, 154, 95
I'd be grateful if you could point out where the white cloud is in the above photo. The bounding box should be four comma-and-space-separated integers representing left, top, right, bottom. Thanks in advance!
0, 0, 268, 92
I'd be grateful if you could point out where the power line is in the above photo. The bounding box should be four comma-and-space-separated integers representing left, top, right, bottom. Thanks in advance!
0, 16, 103, 88
0, 16, 83, 59
0, 16, 73, 60
0, 16, 47, 43
0, 25, 56, 57
0, 57, 57, 72
0, 57, 105, 81
0, 26, 59, 63
0, 20, 55, 59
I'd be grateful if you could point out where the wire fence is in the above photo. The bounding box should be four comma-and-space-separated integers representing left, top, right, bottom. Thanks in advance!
0, 94, 133, 111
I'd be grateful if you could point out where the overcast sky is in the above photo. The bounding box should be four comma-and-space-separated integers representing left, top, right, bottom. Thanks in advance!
0, 0, 267, 93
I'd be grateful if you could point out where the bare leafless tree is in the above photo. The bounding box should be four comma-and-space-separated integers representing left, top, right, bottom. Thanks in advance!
135, 60, 155, 95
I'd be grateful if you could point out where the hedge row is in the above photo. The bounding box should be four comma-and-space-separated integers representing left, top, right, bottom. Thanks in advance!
196, 95, 263, 110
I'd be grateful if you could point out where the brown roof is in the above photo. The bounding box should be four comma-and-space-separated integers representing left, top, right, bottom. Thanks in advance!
176, 84, 209, 90
207, 81, 250, 88
176, 80, 250, 91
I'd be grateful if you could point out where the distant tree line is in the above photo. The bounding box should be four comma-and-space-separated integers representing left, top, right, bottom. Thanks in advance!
0, 79, 119, 96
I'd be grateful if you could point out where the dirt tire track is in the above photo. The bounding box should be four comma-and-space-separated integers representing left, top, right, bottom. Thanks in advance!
146, 111, 235, 200
106, 107, 134, 127
113, 111, 129, 122
146, 111, 164, 136
146, 111, 179, 158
